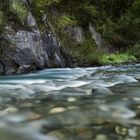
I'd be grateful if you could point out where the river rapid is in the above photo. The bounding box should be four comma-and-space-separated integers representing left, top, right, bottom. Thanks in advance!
0, 64, 140, 140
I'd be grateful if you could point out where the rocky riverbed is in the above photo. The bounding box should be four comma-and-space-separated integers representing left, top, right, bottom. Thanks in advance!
0, 64, 140, 140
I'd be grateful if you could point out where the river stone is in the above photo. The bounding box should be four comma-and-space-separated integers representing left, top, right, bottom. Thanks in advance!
92, 87, 113, 96
76, 130, 93, 140
135, 76, 140, 81
2, 106, 18, 114
115, 125, 128, 136
95, 134, 107, 140
49, 107, 66, 114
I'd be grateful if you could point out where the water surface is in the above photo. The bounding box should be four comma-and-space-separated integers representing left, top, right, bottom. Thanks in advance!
0, 64, 140, 140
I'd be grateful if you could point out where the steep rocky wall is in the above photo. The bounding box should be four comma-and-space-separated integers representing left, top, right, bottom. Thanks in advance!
0, 11, 71, 75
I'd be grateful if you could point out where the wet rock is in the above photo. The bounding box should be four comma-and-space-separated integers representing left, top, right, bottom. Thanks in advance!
135, 76, 140, 81
128, 128, 137, 138
20, 102, 33, 108
76, 129, 93, 140
95, 134, 107, 140
49, 107, 66, 114
27, 113, 42, 121
5, 66, 16, 75
67, 97, 77, 102
16, 65, 36, 74
115, 125, 128, 136
92, 87, 113, 96
1, 106, 18, 114
47, 130, 66, 140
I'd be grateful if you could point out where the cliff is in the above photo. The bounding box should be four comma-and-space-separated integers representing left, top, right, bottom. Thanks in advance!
0, 1, 72, 75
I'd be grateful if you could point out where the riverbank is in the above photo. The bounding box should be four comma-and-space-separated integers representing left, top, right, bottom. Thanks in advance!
0, 0, 140, 75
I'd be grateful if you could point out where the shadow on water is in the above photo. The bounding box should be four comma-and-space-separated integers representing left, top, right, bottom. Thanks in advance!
0, 64, 140, 140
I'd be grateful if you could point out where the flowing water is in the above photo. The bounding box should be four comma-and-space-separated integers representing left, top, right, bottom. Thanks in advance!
0, 64, 140, 140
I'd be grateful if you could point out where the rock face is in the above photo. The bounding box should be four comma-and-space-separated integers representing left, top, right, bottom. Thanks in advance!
63, 26, 84, 43
89, 23, 110, 51
0, 12, 71, 75
89, 23, 104, 49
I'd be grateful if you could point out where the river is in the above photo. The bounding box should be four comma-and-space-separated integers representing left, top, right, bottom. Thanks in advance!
0, 64, 140, 140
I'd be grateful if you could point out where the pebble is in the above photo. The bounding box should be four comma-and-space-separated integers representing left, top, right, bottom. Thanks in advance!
3, 106, 18, 113
67, 97, 77, 102
77, 130, 93, 140
95, 134, 107, 140
20, 102, 33, 107
49, 107, 66, 114
115, 125, 128, 136
28, 113, 42, 121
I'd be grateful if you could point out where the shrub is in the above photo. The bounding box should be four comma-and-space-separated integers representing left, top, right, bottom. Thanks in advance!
100, 53, 137, 64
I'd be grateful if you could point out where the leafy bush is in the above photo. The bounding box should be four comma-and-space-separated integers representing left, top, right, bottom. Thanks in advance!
100, 53, 137, 64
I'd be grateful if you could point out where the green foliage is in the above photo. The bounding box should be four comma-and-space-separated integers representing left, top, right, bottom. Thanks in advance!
100, 53, 137, 65
78, 38, 96, 55
0, 10, 5, 31
0, 0, 29, 31
44, 0, 140, 64
10, 0, 28, 21
33, 0, 61, 7
0, 11, 4, 25
58, 15, 77, 28
69, 38, 100, 65
31, 0, 61, 20
82, 5, 98, 18
128, 42, 140, 59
